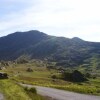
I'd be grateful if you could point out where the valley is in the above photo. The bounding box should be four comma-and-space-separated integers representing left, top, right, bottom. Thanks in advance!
0, 60, 100, 97
0, 30, 100, 100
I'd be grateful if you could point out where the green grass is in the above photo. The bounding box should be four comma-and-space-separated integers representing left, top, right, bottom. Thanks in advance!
0, 79, 31, 100
0, 79, 45, 100
52, 84, 99, 95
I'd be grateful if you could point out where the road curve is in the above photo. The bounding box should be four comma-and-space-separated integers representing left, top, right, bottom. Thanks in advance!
0, 93, 4, 100
21, 84, 100, 100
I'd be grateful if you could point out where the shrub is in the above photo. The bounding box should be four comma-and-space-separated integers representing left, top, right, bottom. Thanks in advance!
29, 87, 37, 94
62, 70, 87, 82
26, 68, 33, 72
85, 73, 91, 78
51, 75, 57, 79
24, 87, 37, 94
71, 70, 87, 82
24, 87, 29, 91
0, 72, 8, 79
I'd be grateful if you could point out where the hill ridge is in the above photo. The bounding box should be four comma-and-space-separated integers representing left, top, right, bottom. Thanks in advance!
0, 30, 100, 69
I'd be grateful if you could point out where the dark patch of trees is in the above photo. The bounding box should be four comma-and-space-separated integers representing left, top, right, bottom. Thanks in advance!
62, 70, 87, 82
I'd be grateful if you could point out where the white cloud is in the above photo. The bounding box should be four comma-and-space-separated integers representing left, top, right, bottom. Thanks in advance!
0, 0, 100, 42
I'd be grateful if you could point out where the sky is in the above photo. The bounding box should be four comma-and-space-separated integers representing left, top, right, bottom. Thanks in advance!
0, 0, 100, 42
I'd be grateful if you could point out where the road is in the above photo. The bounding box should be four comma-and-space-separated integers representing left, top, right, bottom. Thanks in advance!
21, 84, 100, 100
0, 93, 4, 100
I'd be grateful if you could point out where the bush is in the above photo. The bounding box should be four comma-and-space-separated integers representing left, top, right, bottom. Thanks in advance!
51, 75, 57, 79
24, 87, 37, 94
85, 73, 91, 78
62, 70, 87, 82
26, 68, 33, 72
0, 72, 8, 79
71, 70, 87, 82
29, 87, 37, 94
24, 87, 29, 91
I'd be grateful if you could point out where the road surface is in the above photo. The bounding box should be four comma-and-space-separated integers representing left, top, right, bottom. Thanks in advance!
0, 93, 4, 100
21, 84, 100, 100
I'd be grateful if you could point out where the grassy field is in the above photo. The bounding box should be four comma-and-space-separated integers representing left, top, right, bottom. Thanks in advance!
1, 62, 100, 96
0, 79, 31, 100
0, 79, 46, 100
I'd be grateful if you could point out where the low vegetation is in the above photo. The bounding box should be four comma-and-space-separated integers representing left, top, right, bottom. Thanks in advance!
0, 60, 100, 98
0, 79, 45, 100
0, 79, 31, 100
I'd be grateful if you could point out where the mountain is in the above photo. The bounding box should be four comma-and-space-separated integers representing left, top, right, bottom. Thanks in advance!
0, 30, 100, 68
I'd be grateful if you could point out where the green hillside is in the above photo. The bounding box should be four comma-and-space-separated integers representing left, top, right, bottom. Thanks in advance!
0, 30, 100, 69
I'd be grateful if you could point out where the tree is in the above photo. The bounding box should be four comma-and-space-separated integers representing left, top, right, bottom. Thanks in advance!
71, 70, 87, 82
62, 70, 87, 82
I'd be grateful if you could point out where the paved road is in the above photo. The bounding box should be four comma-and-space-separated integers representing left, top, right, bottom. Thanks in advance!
21, 84, 100, 100
0, 93, 4, 100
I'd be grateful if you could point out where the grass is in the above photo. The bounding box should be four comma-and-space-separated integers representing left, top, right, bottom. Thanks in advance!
0, 79, 45, 100
0, 79, 31, 100
14, 76, 100, 95
52, 83, 99, 95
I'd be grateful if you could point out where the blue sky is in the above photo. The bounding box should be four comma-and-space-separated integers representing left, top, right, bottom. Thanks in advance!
0, 0, 100, 42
